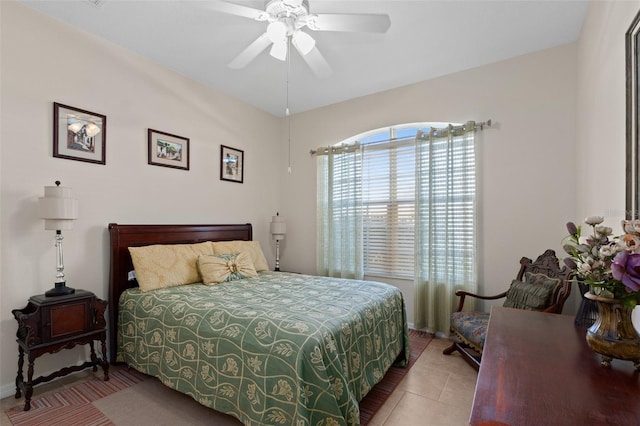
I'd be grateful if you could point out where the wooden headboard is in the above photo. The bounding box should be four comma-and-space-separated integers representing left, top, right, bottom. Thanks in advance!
107, 223, 253, 364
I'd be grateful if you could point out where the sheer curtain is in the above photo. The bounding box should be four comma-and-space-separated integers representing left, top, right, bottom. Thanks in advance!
413, 123, 478, 333
316, 144, 364, 279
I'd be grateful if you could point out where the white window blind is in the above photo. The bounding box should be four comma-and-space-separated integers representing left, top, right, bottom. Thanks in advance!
362, 136, 417, 278
414, 129, 476, 286
317, 121, 479, 333
318, 123, 476, 281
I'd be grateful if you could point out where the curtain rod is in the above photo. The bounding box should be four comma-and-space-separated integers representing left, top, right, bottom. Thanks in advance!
309, 119, 492, 155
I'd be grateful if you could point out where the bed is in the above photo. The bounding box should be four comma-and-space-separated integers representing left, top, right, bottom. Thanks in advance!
108, 223, 409, 425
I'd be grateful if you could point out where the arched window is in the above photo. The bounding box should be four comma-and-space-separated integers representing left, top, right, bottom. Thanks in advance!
316, 121, 479, 332
326, 123, 463, 278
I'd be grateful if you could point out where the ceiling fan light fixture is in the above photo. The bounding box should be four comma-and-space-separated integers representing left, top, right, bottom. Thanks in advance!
219, 0, 386, 76
282, 0, 304, 8
270, 40, 288, 61
266, 21, 287, 43
292, 30, 315, 55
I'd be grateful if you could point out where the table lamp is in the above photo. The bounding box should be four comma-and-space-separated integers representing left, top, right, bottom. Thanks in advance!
38, 181, 78, 297
269, 212, 286, 271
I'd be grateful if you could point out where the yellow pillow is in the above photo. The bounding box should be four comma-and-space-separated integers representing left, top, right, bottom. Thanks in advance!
128, 242, 214, 292
198, 252, 258, 285
211, 240, 269, 271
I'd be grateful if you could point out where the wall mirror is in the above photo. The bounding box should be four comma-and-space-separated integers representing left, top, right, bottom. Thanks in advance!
626, 10, 640, 219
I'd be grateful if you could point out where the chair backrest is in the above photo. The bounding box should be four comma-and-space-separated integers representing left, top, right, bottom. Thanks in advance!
514, 249, 573, 314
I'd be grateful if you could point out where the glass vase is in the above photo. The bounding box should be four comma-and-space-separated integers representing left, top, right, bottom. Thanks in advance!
584, 292, 640, 370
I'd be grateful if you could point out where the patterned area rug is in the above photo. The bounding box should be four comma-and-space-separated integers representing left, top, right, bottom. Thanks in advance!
6, 330, 433, 426
5, 368, 145, 426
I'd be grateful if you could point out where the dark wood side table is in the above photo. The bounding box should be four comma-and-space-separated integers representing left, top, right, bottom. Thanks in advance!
470, 306, 640, 425
12, 289, 109, 411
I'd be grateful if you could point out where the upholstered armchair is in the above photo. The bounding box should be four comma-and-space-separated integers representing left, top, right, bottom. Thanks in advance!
443, 249, 573, 370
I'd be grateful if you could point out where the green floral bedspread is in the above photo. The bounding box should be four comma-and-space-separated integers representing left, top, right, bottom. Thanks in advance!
117, 271, 409, 425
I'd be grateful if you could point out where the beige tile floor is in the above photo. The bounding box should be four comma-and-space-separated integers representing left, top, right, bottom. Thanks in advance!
370, 337, 478, 426
1, 337, 478, 426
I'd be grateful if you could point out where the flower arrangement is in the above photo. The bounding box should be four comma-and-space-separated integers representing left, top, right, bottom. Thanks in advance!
563, 216, 640, 308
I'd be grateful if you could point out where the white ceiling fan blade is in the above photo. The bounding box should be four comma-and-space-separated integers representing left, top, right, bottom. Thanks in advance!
310, 14, 391, 33
229, 33, 273, 69
204, 1, 265, 20
299, 46, 332, 79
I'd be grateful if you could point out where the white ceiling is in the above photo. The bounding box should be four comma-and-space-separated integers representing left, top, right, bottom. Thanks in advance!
21, 0, 589, 117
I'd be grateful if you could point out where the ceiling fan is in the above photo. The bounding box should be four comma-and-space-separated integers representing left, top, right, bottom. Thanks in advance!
206, 0, 391, 78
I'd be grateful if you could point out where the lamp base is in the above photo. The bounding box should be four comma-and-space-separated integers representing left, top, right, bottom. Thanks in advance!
45, 282, 75, 297
274, 239, 281, 272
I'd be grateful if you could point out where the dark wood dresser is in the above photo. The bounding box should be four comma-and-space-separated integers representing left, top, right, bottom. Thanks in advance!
471, 306, 640, 425
12, 289, 109, 410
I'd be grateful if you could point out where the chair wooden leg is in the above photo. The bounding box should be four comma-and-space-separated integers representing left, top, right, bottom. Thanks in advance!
456, 344, 481, 371
442, 341, 481, 371
443, 341, 457, 355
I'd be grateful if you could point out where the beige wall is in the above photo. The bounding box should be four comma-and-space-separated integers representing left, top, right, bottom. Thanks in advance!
576, 0, 640, 328
0, 1, 281, 396
279, 44, 579, 323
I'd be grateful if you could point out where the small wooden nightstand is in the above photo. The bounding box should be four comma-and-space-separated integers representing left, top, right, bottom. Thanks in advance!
12, 289, 109, 411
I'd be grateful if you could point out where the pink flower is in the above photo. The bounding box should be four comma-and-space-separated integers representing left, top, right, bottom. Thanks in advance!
611, 251, 640, 292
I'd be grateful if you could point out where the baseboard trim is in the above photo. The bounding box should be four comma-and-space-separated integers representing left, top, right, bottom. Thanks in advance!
0, 382, 16, 400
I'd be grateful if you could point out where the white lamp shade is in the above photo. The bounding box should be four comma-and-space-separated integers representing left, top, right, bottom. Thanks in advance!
292, 30, 315, 55
267, 21, 287, 43
38, 185, 78, 230
270, 40, 288, 61
270, 214, 286, 240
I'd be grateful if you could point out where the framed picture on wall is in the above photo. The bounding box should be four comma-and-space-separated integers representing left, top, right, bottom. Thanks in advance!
53, 102, 106, 164
148, 129, 190, 170
220, 145, 244, 183
627, 9, 640, 219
